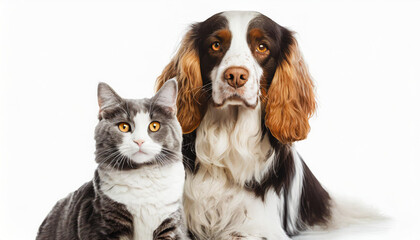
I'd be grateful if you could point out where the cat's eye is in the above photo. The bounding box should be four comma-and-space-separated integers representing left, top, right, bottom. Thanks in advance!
256, 44, 268, 53
211, 42, 221, 51
149, 121, 160, 132
118, 122, 131, 133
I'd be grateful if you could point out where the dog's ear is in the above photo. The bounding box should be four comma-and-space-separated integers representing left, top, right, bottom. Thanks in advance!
155, 29, 203, 134
264, 30, 316, 144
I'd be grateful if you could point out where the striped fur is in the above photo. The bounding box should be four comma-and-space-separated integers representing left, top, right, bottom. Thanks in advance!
37, 81, 189, 240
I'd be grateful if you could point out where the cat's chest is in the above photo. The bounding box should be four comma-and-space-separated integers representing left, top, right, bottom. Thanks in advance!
98, 163, 185, 240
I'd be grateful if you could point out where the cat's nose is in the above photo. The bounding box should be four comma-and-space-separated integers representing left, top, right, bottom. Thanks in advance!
133, 139, 145, 147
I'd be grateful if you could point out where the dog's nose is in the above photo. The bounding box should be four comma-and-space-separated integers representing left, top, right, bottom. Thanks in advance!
224, 67, 249, 88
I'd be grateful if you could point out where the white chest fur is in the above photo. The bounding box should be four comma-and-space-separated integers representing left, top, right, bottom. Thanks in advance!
99, 162, 185, 240
183, 104, 297, 239
194, 104, 273, 186
184, 171, 291, 240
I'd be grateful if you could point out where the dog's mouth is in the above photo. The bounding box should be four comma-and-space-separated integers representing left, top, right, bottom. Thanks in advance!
211, 74, 260, 109
213, 95, 258, 109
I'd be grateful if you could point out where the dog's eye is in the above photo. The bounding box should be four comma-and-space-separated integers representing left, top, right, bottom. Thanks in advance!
211, 42, 221, 51
256, 44, 268, 53
118, 122, 131, 133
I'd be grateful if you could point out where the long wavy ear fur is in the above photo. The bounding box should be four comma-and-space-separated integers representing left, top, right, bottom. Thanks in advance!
265, 33, 316, 144
155, 30, 203, 134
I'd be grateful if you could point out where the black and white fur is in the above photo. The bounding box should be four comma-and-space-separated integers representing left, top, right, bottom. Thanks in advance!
157, 11, 339, 240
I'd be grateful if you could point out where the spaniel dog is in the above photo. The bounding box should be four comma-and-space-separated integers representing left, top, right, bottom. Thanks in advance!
156, 11, 332, 240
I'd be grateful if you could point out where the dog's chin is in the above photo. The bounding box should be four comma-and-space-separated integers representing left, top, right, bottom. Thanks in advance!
213, 95, 258, 109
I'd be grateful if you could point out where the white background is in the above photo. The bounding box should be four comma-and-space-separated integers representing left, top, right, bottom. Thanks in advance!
1, 0, 419, 239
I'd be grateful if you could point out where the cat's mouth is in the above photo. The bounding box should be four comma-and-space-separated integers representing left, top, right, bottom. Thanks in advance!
130, 150, 155, 164
134, 150, 146, 156
120, 142, 162, 165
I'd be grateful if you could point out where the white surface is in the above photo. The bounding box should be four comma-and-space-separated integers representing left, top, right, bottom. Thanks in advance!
1, 0, 419, 239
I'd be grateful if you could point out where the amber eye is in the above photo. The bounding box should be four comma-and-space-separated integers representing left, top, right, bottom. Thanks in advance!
256, 44, 268, 53
118, 122, 131, 133
149, 121, 160, 132
211, 42, 221, 51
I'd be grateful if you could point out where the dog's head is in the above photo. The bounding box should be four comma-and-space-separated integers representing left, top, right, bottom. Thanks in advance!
156, 11, 316, 144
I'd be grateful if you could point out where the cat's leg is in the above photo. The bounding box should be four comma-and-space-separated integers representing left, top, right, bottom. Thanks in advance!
154, 222, 187, 240
228, 232, 291, 240
230, 232, 267, 240
153, 209, 189, 240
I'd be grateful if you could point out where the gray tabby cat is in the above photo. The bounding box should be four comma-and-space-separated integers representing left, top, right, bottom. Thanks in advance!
37, 79, 189, 240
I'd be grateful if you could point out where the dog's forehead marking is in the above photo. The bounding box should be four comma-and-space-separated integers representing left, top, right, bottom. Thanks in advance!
220, 11, 260, 67
209, 11, 263, 108
222, 11, 259, 50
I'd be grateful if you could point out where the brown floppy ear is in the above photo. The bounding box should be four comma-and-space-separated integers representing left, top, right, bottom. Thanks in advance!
265, 34, 316, 144
155, 30, 203, 134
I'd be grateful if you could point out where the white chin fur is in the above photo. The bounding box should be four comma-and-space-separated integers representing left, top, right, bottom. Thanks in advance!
129, 148, 160, 164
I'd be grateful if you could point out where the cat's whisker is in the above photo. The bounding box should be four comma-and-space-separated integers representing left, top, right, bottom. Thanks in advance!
116, 154, 127, 170
39, 80, 188, 239
130, 157, 134, 169
110, 154, 121, 170
160, 147, 195, 163
159, 148, 195, 172
115, 155, 124, 171
115, 153, 130, 171
100, 151, 124, 170
155, 155, 171, 167
98, 151, 119, 166
156, 150, 182, 161
95, 148, 120, 158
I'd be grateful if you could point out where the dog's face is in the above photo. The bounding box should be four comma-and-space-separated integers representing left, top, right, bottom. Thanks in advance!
196, 11, 285, 108
157, 11, 316, 144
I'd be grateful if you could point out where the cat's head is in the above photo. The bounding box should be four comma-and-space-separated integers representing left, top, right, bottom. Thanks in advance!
94, 79, 182, 170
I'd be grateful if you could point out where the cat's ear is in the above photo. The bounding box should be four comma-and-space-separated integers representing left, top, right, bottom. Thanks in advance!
97, 82, 123, 118
152, 79, 178, 114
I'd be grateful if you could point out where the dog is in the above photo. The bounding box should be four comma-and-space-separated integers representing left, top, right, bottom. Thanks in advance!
156, 11, 334, 240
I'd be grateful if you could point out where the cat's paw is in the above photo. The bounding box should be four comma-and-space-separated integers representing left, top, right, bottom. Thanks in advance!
155, 230, 179, 240
157, 236, 175, 240
156, 231, 177, 240
229, 232, 267, 240
155, 227, 191, 240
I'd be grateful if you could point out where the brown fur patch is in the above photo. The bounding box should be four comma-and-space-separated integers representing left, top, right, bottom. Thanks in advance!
156, 31, 204, 134
265, 38, 316, 143
248, 28, 270, 62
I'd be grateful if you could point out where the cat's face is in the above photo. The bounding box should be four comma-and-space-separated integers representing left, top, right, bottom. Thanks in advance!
94, 80, 182, 170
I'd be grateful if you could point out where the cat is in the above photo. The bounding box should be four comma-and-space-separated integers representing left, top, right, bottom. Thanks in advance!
36, 79, 189, 240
